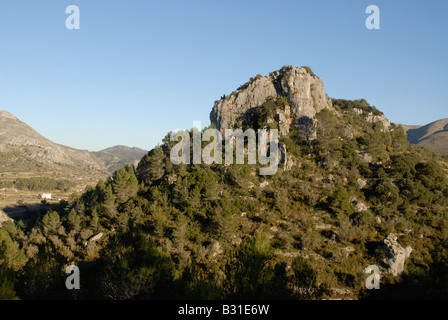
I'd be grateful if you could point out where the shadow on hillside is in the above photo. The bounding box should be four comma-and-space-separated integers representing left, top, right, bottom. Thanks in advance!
361, 255, 448, 300
3, 202, 51, 222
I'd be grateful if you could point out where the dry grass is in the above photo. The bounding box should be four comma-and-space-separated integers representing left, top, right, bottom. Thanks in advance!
0, 174, 104, 220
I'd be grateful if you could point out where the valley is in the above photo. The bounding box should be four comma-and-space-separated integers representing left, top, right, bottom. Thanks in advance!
0, 110, 147, 221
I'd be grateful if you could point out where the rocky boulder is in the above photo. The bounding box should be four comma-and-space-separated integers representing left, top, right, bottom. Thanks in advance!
84, 232, 104, 247
379, 234, 412, 276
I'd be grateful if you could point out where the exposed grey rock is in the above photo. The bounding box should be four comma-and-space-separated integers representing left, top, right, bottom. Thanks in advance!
354, 201, 369, 212
89, 232, 103, 242
315, 223, 334, 231
342, 125, 354, 139
344, 246, 355, 257
83, 232, 104, 247
365, 114, 391, 132
278, 105, 291, 136
356, 150, 373, 163
167, 174, 177, 184
210, 76, 277, 133
279, 143, 294, 171
330, 287, 353, 296
210, 66, 332, 141
259, 181, 270, 189
208, 241, 223, 258
379, 234, 412, 276
353, 108, 391, 132
357, 178, 367, 189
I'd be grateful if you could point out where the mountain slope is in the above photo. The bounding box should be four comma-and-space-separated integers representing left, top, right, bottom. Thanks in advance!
0, 110, 146, 177
402, 119, 448, 155
0, 110, 107, 176
93, 145, 148, 172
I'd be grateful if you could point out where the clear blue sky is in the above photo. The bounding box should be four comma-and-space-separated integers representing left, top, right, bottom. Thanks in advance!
1, 0, 447, 151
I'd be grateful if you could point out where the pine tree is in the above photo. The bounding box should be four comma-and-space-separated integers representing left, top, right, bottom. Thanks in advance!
137, 146, 166, 185
41, 211, 65, 236
112, 165, 139, 204
90, 209, 100, 230
329, 186, 353, 215
66, 208, 82, 233
101, 184, 117, 218
173, 177, 190, 208
0, 243, 18, 300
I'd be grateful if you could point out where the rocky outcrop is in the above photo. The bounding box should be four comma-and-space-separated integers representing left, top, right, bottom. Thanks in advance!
356, 150, 373, 163
279, 143, 294, 171
354, 201, 369, 213
210, 66, 332, 140
353, 108, 391, 132
278, 105, 291, 137
259, 181, 270, 189
379, 234, 412, 276
83, 232, 104, 247
208, 241, 223, 258
357, 178, 367, 189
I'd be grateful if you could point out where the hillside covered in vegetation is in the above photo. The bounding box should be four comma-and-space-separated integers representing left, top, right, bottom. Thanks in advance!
1, 67, 448, 300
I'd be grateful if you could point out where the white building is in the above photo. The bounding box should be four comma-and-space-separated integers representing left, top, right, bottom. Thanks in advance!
41, 193, 52, 200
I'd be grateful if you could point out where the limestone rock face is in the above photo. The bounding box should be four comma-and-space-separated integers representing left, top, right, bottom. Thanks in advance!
210, 76, 277, 133
210, 66, 332, 140
279, 143, 294, 171
272, 67, 331, 119
379, 234, 412, 276
278, 105, 291, 137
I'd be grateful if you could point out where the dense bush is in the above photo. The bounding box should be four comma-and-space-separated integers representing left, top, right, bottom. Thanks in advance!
0, 177, 74, 192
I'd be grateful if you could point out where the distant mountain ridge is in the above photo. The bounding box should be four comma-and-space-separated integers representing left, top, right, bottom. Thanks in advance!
93, 145, 148, 172
402, 119, 448, 155
0, 110, 147, 177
